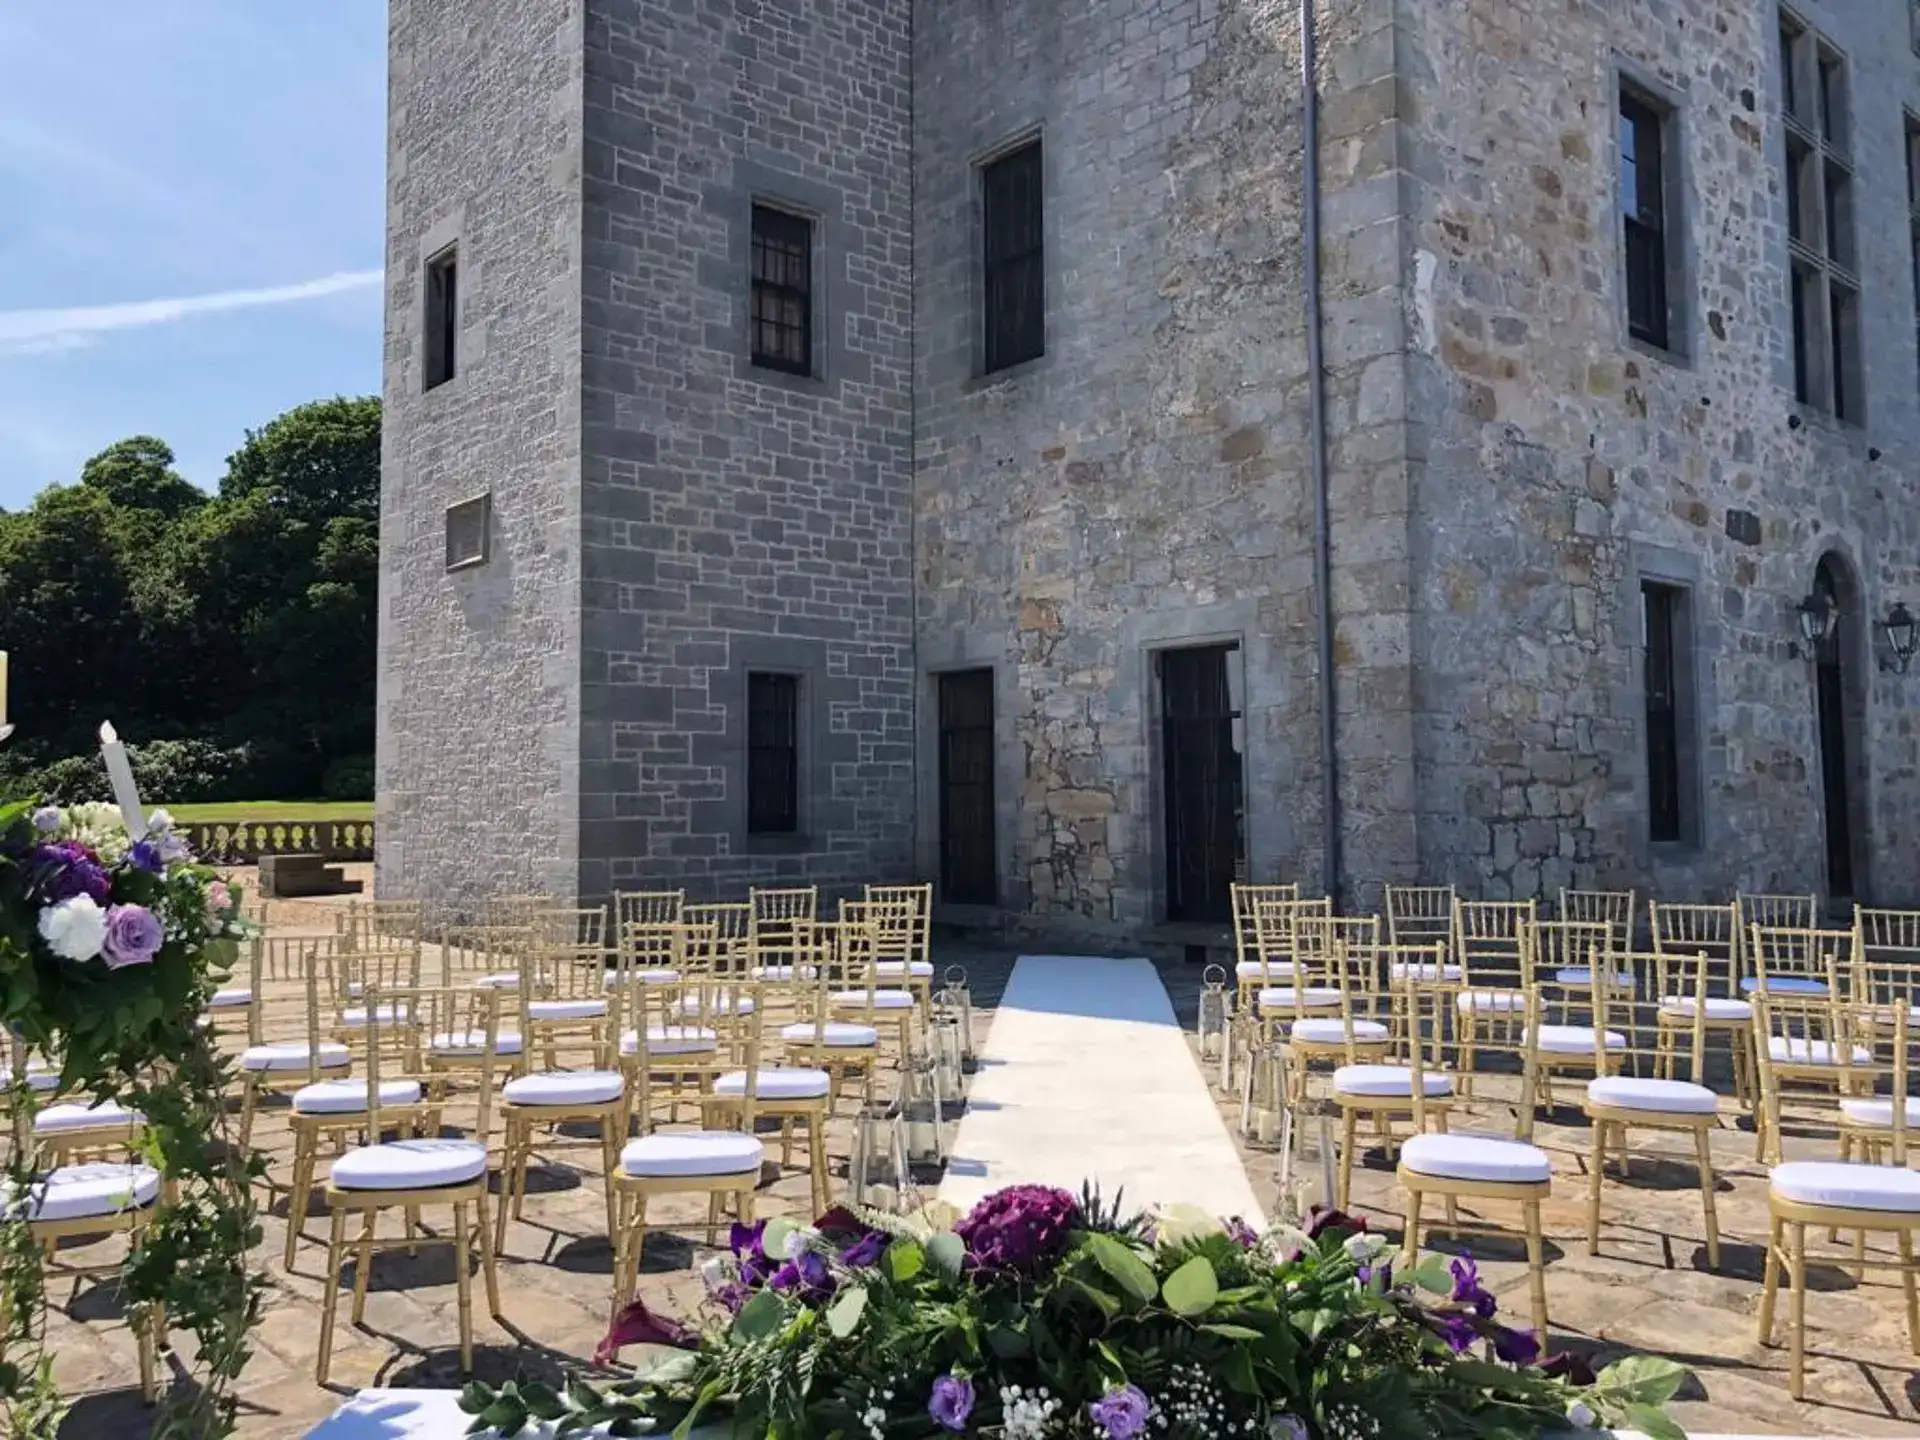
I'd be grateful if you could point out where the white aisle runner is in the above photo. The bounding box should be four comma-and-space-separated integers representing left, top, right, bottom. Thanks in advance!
938, 955, 1263, 1223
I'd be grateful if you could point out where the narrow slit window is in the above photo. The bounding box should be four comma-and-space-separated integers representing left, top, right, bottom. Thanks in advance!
746, 672, 800, 835
751, 205, 813, 376
1642, 581, 1689, 844
1619, 88, 1671, 350
425, 247, 458, 391
982, 139, 1045, 374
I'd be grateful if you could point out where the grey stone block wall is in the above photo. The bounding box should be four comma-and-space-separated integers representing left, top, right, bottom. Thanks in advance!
377, 0, 586, 921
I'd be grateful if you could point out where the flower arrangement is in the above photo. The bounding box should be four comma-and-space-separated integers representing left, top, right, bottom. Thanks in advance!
0, 799, 264, 1439
462, 1186, 1686, 1439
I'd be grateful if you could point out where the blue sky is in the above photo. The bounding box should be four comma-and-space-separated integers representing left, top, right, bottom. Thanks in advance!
0, 3, 387, 509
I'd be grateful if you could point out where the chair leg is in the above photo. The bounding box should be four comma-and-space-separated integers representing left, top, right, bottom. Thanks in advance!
350, 1209, 377, 1326
1693, 1124, 1721, 1270
1400, 1188, 1424, 1269
1788, 1220, 1808, 1401
453, 1199, 476, 1373
317, 1205, 348, 1384
601, 1122, 621, 1245
1758, 1212, 1783, 1345
1586, 1120, 1608, 1257
1523, 1200, 1549, 1341
1898, 1229, 1919, 1357
809, 1113, 830, 1215
238, 1079, 259, 1155
136, 1296, 157, 1403
1337, 1108, 1357, 1212
474, 1186, 503, 1320
285, 1129, 315, 1270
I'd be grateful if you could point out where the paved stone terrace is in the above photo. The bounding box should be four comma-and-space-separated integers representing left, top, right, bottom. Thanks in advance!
32, 896, 1920, 1437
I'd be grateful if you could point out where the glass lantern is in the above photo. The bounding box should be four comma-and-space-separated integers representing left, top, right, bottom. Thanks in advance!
850, 1097, 908, 1212
937, 965, 975, 1065
1275, 1102, 1337, 1224
1198, 964, 1230, 1062
929, 1010, 965, 1104
900, 1050, 946, 1166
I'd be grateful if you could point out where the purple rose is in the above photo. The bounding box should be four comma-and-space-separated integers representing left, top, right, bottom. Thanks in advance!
31, 841, 110, 905
928, 1374, 974, 1432
1088, 1385, 1151, 1440
1450, 1255, 1497, 1318
1492, 1325, 1540, 1366
128, 839, 164, 874
101, 903, 163, 969
954, 1184, 1081, 1275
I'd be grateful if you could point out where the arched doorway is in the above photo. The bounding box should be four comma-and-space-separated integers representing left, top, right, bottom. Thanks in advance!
1811, 553, 1866, 898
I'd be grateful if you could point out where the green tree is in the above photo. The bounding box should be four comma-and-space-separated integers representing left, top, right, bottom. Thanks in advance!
78, 435, 206, 519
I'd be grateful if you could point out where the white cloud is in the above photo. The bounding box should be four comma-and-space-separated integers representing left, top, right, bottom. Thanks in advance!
0, 270, 383, 356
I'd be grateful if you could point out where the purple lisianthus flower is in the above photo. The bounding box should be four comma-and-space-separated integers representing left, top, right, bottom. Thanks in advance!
1088, 1385, 1151, 1440
1492, 1325, 1540, 1366
31, 841, 110, 905
730, 1218, 767, 1257
1450, 1255, 1497, 1318
712, 1281, 750, 1313
928, 1374, 974, 1432
841, 1229, 888, 1269
954, 1184, 1080, 1275
1357, 1259, 1392, 1289
1431, 1314, 1479, 1353
1225, 1217, 1260, 1249
31, 807, 62, 834
127, 839, 165, 875
769, 1248, 833, 1301
101, 903, 163, 969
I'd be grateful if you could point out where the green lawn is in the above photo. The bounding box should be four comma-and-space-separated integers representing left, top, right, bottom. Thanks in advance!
163, 800, 374, 824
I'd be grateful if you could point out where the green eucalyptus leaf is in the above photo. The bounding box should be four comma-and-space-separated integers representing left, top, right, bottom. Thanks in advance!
1624, 1402, 1687, 1440
1064, 1276, 1121, 1318
1085, 1233, 1157, 1303
826, 1284, 869, 1338
459, 1381, 493, 1414
521, 1380, 567, 1421
986, 1324, 1031, 1357
481, 1396, 530, 1435
731, 1289, 785, 1341
926, 1232, 966, 1276
1199, 1323, 1265, 1340
1412, 1254, 1455, 1294
1161, 1254, 1219, 1316
760, 1216, 799, 1260
1598, 1354, 1689, 1405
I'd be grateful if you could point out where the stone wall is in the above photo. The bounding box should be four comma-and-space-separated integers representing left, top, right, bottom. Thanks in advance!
1399, 0, 1920, 904
377, 0, 586, 920
575, 0, 917, 902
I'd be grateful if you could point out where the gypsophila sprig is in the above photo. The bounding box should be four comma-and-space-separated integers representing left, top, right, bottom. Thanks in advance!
463, 1185, 1690, 1439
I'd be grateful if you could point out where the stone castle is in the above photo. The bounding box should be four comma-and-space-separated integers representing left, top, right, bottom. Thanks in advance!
377, 0, 1920, 938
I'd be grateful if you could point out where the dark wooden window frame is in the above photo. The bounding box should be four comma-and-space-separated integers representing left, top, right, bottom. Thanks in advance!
746, 671, 801, 835
751, 204, 814, 376
936, 669, 998, 906
1642, 581, 1685, 844
424, 245, 458, 391
981, 139, 1045, 374
1619, 87, 1673, 351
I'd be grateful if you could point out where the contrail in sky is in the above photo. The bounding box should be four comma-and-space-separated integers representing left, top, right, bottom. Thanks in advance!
0, 270, 382, 354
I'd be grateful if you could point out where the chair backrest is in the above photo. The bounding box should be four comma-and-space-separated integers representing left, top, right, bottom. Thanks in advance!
363, 985, 498, 1139
751, 887, 818, 924
1852, 907, 1920, 1014
1231, 883, 1300, 967
614, 890, 685, 931
438, 923, 533, 987
816, 917, 880, 1027
1747, 925, 1849, 994
1453, 900, 1535, 990
333, 942, 424, 1025
865, 883, 931, 965
1402, 964, 1539, 1141
249, 934, 339, 1050
628, 974, 762, 1131
1523, 919, 1614, 989
685, 903, 753, 971
1752, 989, 1907, 1165
842, 897, 915, 983
1651, 901, 1739, 994
1559, 888, 1637, 947
483, 894, 553, 928
538, 905, 607, 953
1293, 914, 1380, 991
1385, 884, 1456, 948
1736, 893, 1817, 979
338, 899, 425, 948
1589, 949, 1711, 1086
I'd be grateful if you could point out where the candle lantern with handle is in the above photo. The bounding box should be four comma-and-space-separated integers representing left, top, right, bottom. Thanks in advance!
1198, 963, 1230, 1061
936, 965, 974, 1066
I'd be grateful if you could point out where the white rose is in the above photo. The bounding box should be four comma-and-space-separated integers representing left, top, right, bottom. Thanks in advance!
1343, 1232, 1388, 1262
38, 896, 108, 962
1565, 1402, 1597, 1430
1153, 1203, 1226, 1248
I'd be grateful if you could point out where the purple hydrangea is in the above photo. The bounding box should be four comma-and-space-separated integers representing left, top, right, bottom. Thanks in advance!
928, 1374, 974, 1432
127, 839, 165, 875
31, 841, 110, 906
953, 1184, 1080, 1275
102, 903, 163, 969
1088, 1385, 1151, 1440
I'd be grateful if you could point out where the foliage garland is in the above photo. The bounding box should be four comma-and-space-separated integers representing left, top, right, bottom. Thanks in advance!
467, 1186, 1687, 1440
0, 799, 263, 1439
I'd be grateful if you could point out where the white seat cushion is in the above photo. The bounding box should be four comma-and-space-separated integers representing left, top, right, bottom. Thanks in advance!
1290, 1018, 1389, 1044
527, 998, 609, 1022
1741, 975, 1829, 996
7, 1163, 161, 1222
713, 1068, 832, 1101
294, 1079, 425, 1115
1531, 1025, 1627, 1055
208, 986, 253, 1010
1236, 960, 1301, 979
619, 1026, 719, 1057
0, 1065, 60, 1093
1554, 967, 1634, 989
503, 1069, 625, 1106
1587, 1076, 1718, 1115
678, 994, 757, 1016
33, 1101, 143, 1134
1767, 1035, 1870, 1067
1333, 1064, 1453, 1098
428, 1029, 525, 1057
1257, 987, 1343, 1011
749, 964, 815, 982
242, 1041, 351, 1073
620, 1131, 762, 1179
1770, 1161, 1920, 1212
607, 968, 681, 988
874, 960, 936, 979
331, 1138, 489, 1191
1659, 995, 1752, 1022
474, 972, 521, 990
337, 1003, 411, 1029
1401, 1132, 1552, 1184
831, 989, 916, 1011
1455, 989, 1526, 1013
1389, 961, 1465, 982
781, 1021, 880, 1048
1839, 1096, 1920, 1128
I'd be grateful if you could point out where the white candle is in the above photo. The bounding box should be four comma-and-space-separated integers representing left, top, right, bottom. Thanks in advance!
97, 722, 148, 840
0, 651, 9, 727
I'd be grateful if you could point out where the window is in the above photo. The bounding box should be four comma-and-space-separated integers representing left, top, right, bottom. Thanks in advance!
444, 493, 490, 571
1619, 87, 1673, 350
937, 670, 997, 905
1908, 114, 1920, 393
1779, 13, 1861, 422
750, 205, 813, 375
982, 139, 1044, 373
1641, 581, 1691, 844
746, 672, 799, 834
424, 246, 458, 391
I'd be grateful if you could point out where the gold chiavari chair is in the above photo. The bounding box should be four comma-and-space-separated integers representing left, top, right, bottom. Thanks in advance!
1558, 887, 1637, 949
1249, 897, 1340, 1038
827, 908, 918, 1056
524, 905, 613, 1071
1449, 900, 1534, 1089
1525, 919, 1625, 1108
1331, 942, 1456, 1211
1651, 901, 1751, 1106
1737, 892, 1818, 988
1281, 916, 1389, 1103
685, 901, 753, 981
1581, 949, 1723, 1268
1397, 971, 1552, 1339
1852, 906, 1920, 1046
784, 917, 884, 1109
616, 924, 727, 1125
706, 969, 834, 1216
332, 940, 425, 1041
614, 889, 685, 933
236, 935, 349, 1152
1754, 995, 1919, 1399
1385, 883, 1455, 951
315, 986, 504, 1384
4, 1037, 163, 1401
751, 885, 818, 925
337, 898, 426, 948
866, 881, 932, 973
1744, 921, 1844, 999
612, 982, 767, 1313
439, 921, 536, 991
849, 892, 934, 1014
1749, 934, 1856, 1165
1231, 883, 1300, 1005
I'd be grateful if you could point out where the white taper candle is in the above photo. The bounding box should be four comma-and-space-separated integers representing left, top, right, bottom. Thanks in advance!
97, 722, 148, 840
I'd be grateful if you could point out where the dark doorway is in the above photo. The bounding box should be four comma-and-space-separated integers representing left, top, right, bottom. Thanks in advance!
1812, 559, 1854, 897
937, 669, 997, 905
1161, 644, 1245, 923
